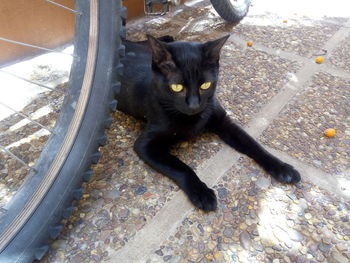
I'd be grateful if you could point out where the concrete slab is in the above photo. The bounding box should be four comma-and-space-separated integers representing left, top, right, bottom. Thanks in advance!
260, 72, 350, 175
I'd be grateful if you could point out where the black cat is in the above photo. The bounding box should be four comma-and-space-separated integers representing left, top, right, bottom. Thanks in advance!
116, 35, 301, 211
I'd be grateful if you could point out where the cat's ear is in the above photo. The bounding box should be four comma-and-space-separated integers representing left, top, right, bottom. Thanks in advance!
147, 34, 175, 72
202, 34, 230, 63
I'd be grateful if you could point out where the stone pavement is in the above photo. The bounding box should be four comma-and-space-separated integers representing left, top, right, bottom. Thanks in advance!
42, 0, 350, 262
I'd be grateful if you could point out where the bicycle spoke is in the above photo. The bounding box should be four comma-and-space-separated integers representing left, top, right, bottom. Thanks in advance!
0, 145, 35, 171
0, 102, 53, 134
45, 0, 81, 14
0, 69, 63, 93
0, 37, 75, 57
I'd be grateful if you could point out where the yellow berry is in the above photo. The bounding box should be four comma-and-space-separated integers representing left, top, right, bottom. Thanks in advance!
247, 41, 253, 47
324, 128, 336, 137
283, 20, 288, 23
316, 56, 324, 64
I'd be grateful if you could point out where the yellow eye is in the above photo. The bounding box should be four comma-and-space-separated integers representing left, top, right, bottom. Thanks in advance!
200, 82, 211, 90
170, 84, 184, 92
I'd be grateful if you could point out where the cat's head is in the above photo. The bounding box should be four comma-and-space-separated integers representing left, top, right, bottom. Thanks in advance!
147, 34, 229, 116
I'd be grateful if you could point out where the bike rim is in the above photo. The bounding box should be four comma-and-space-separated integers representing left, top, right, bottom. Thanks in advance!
0, 0, 98, 252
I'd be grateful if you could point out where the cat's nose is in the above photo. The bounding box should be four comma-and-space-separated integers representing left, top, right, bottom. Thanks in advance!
187, 96, 200, 110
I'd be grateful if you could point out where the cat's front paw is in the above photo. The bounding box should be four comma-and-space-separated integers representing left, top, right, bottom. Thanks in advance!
185, 180, 217, 211
266, 162, 301, 184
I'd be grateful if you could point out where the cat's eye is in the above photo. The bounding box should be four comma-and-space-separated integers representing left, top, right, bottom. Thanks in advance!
170, 84, 184, 93
200, 82, 211, 90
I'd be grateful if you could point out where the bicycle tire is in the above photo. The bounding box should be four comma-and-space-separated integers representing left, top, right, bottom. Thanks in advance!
210, 0, 251, 23
0, 0, 125, 262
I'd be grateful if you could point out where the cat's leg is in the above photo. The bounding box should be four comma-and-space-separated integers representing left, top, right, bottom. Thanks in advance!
208, 107, 301, 184
134, 131, 217, 211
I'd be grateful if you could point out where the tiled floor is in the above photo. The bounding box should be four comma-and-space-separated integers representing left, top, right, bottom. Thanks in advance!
41, 0, 350, 262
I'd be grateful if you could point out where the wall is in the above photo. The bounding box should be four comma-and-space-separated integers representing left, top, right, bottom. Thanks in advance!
0, 0, 148, 66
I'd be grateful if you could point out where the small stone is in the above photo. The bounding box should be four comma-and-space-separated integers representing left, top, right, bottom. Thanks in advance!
266, 247, 274, 254
208, 241, 216, 250
273, 259, 280, 263
322, 237, 332, 245
118, 208, 130, 220
217, 188, 228, 199
223, 237, 231, 243
328, 210, 336, 216
312, 160, 322, 167
255, 176, 271, 189
342, 229, 350, 236
214, 252, 223, 260
155, 249, 164, 256
131, 208, 140, 215
205, 254, 214, 261
135, 186, 147, 195
340, 216, 349, 222
252, 242, 264, 252
224, 212, 234, 221
316, 254, 325, 262
198, 242, 205, 252
239, 223, 247, 230
288, 229, 304, 242
305, 213, 312, 220
311, 232, 321, 242
261, 238, 275, 247
143, 192, 153, 200
232, 206, 239, 212
205, 226, 213, 233
197, 224, 204, 233
231, 253, 238, 261
163, 255, 172, 262
223, 227, 234, 238
104, 189, 120, 200
272, 245, 282, 251
318, 243, 332, 253
239, 231, 252, 250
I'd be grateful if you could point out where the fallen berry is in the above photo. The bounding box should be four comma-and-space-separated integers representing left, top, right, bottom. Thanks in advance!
316, 56, 324, 64
324, 128, 336, 137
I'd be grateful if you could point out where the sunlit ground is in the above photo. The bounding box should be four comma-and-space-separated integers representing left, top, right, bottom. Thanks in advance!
0, 45, 73, 210
0, 45, 73, 121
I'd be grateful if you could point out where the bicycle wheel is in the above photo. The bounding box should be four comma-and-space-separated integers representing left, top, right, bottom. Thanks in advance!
0, 0, 125, 262
210, 0, 251, 23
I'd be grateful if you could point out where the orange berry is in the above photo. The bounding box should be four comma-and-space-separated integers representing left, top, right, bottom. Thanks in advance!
247, 41, 253, 47
316, 56, 324, 64
324, 128, 336, 137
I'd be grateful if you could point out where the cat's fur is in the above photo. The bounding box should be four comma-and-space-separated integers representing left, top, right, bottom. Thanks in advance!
116, 35, 301, 211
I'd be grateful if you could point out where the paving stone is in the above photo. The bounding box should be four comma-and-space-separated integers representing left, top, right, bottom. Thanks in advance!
38, 2, 350, 263
218, 46, 300, 126
330, 35, 350, 73
239, 231, 252, 250
155, 157, 350, 263
260, 72, 350, 174
233, 12, 341, 57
